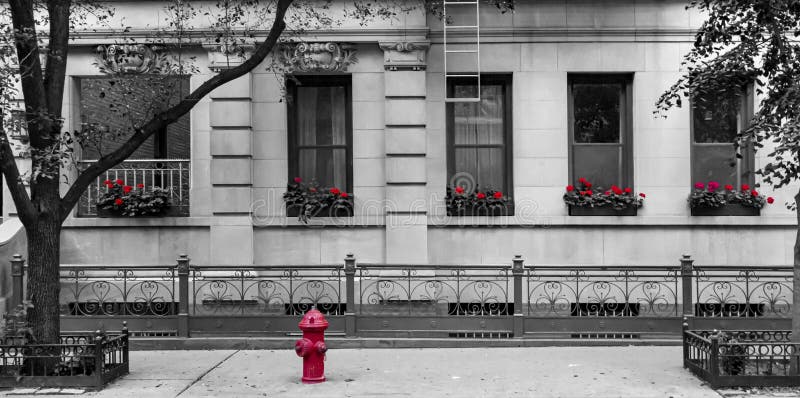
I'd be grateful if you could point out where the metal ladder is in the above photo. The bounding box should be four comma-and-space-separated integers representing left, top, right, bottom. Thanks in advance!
444, 0, 481, 103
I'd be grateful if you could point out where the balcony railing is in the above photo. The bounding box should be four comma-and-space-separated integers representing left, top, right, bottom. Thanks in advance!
76, 159, 190, 217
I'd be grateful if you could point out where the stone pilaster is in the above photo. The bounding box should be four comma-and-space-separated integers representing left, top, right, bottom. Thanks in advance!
380, 42, 430, 264
205, 45, 254, 265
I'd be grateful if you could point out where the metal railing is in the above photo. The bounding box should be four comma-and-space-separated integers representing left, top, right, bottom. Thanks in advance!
76, 159, 190, 217
5, 254, 794, 338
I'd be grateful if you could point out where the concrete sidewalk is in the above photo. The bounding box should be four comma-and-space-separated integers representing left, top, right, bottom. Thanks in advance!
0, 346, 759, 397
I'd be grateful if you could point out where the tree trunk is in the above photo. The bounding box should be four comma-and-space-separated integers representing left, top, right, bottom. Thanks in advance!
25, 217, 62, 345
792, 189, 800, 375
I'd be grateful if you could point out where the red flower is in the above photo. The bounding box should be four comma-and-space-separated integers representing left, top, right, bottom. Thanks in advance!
725, 184, 733, 191
751, 190, 759, 196
123, 185, 132, 194
114, 198, 123, 206
476, 192, 486, 199
103, 179, 112, 185
708, 181, 720, 191
694, 182, 704, 189
579, 191, 587, 196
586, 190, 593, 196
741, 184, 750, 191
639, 193, 646, 198
493, 191, 503, 199
566, 185, 575, 192
340, 192, 349, 198
612, 186, 623, 195
294, 177, 302, 183
624, 187, 632, 194
604, 191, 611, 196
578, 177, 587, 184
767, 197, 775, 204
330, 188, 340, 195
115, 179, 124, 185
136, 183, 144, 189
309, 188, 317, 193
584, 182, 592, 188
455, 186, 465, 194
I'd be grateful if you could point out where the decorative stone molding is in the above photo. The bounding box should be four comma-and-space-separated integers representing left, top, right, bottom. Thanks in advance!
281, 42, 357, 73
379, 42, 430, 71
203, 43, 255, 72
95, 44, 165, 74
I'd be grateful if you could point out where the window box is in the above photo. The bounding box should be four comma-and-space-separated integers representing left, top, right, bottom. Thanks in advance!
568, 205, 637, 216
447, 203, 513, 217
690, 204, 760, 217
286, 202, 354, 219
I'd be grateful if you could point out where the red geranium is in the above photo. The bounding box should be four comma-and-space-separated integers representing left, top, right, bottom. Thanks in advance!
566, 185, 575, 192
103, 179, 112, 185
604, 191, 611, 196
578, 177, 587, 184
493, 191, 503, 199
294, 177, 302, 183
115, 179, 124, 185
694, 182, 704, 189
137, 183, 145, 189
725, 184, 733, 191
612, 185, 623, 195
340, 192, 349, 198
455, 186, 465, 194
639, 193, 646, 198
330, 188, 341, 195
584, 182, 592, 188
767, 197, 775, 204
751, 190, 759, 196
309, 188, 317, 193
741, 184, 750, 191
123, 185, 133, 194
586, 190, 593, 196
624, 187, 632, 194
476, 192, 486, 199
114, 198, 123, 206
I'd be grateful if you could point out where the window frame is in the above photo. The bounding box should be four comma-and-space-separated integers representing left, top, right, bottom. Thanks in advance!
567, 73, 634, 190
689, 84, 755, 189
286, 75, 354, 194
445, 74, 514, 202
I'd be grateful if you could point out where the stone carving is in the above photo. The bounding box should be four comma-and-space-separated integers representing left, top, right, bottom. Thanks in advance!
281, 42, 357, 72
95, 44, 164, 74
379, 42, 430, 71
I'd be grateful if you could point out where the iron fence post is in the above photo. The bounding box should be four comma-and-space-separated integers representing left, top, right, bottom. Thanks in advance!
10, 254, 24, 308
682, 316, 689, 368
177, 254, 190, 338
680, 254, 694, 320
344, 253, 356, 337
512, 255, 524, 338
122, 321, 130, 372
94, 330, 105, 385
710, 330, 720, 384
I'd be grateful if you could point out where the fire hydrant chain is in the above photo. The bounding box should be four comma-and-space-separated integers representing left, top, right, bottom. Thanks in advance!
295, 308, 329, 384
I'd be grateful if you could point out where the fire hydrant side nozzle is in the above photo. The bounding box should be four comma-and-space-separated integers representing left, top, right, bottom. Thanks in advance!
295, 308, 329, 384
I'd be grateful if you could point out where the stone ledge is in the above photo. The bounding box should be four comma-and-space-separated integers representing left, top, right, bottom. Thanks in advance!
428, 215, 797, 227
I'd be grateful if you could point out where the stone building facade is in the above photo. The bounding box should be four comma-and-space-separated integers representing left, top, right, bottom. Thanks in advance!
5, 0, 795, 268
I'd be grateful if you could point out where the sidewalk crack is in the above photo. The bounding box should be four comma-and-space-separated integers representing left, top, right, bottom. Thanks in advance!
174, 350, 240, 397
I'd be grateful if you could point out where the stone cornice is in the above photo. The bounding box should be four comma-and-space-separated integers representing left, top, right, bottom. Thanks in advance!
379, 41, 430, 71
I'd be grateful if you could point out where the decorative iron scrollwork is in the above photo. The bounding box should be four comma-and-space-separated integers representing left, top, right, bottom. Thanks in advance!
281, 42, 357, 72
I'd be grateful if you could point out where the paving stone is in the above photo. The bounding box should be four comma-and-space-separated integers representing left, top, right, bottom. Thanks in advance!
35, 389, 61, 394
57, 389, 86, 395
6, 388, 39, 395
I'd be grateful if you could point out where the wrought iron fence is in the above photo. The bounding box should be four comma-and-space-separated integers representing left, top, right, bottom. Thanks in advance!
76, 159, 190, 217
694, 266, 793, 318
526, 265, 680, 317
59, 265, 177, 317
190, 266, 344, 316
684, 328, 800, 387
0, 330, 129, 388
6, 255, 794, 338
356, 264, 511, 316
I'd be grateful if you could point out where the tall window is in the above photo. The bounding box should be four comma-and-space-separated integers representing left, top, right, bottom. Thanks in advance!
691, 87, 754, 187
568, 74, 633, 190
79, 75, 190, 160
446, 75, 513, 197
287, 76, 353, 191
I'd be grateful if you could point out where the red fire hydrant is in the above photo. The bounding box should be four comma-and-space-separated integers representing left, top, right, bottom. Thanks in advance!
295, 308, 328, 383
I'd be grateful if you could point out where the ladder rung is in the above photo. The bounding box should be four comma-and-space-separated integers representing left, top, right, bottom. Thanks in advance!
446, 74, 480, 78
445, 50, 478, 53
445, 25, 479, 29
445, 98, 482, 103
444, 1, 478, 4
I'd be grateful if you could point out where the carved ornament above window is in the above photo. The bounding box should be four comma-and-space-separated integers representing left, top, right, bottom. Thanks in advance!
95, 44, 165, 74
281, 42, 357, 73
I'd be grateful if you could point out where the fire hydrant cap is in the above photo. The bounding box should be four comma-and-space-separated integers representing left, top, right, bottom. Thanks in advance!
298, 308, 329, 331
